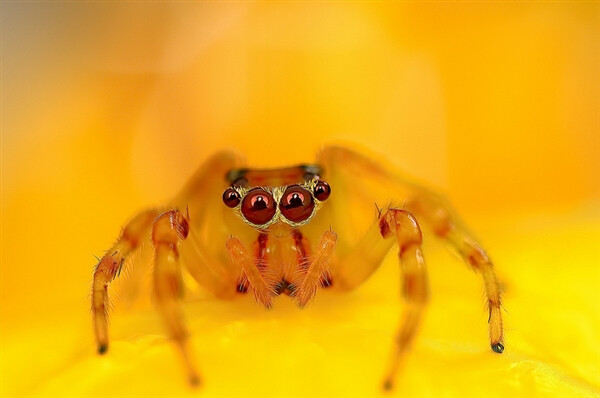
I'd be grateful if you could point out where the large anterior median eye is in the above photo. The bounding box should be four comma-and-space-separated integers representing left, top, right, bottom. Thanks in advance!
241, 188, 276, 225
280, 185, 314, 223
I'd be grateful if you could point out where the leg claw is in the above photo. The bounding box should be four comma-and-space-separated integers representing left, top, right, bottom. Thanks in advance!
491, 342, 505, 353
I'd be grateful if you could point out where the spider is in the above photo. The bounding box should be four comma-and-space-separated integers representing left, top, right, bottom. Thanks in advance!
91, 145, 504, 390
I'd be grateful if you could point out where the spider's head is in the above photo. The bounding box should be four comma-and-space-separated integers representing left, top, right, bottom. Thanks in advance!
222, 173, 331, 230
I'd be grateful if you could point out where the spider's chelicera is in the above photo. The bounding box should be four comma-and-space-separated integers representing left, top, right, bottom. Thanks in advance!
91, 146, 505, 390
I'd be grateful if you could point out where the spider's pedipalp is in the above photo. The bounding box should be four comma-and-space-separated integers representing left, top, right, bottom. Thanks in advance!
295, 229, 337, 307
226, 236, 275, 308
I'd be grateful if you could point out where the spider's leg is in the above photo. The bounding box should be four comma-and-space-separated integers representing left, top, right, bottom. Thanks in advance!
318, 145, 504, 352
328, 218, 398, 290
316, 144, 421, 290
172, 150, 247, 298
407, 194, 504, 353
152, 209, 200, 385
226, 235, 276, 309
92, 208, 160, 354
294, 229, 337, 307
378, 209, 429, 390
327, 206, 427, 390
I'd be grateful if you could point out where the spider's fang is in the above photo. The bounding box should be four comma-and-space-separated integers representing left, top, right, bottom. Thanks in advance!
236, 282, 249, 294
320, 273, 333, 288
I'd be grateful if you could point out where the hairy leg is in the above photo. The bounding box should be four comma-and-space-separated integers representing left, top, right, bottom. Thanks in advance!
152, 209, 200, 385
407, 195, 504, 353
92, 208, 160, 354
172, 150, 247, 298
329, 206, 428, 390
318, 145, 504, 353
379, 209, 429, 390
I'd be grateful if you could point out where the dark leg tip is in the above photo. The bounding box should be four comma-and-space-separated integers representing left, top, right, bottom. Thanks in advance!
382, 379, 394, 392
97, 344, 108, 355
491, 342, 504, 354
189, 374, 201, 387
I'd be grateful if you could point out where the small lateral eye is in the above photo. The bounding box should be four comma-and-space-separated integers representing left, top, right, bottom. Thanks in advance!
241, 188, 276, 225
222, 187, 241, 208
280, 185, 314, 223
313, 180, 331, 201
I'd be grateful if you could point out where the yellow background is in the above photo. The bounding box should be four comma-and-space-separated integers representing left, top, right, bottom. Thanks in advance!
1, 3, 599, 397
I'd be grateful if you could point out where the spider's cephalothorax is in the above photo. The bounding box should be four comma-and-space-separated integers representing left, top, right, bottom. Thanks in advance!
220, 164, 335, 302
222, 165, 331, 230
91, 146, 505, 390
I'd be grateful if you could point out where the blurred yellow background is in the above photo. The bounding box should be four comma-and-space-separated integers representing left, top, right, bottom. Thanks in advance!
1, 3, 599, 397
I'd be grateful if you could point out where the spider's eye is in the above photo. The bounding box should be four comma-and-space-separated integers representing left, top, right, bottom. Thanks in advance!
241, 188, 276, 225
313, 180, 331, 201
280, 185, 314, 223
222, 188, 241, 208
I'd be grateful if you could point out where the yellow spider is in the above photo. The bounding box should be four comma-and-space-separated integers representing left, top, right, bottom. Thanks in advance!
91, 145, 504, 390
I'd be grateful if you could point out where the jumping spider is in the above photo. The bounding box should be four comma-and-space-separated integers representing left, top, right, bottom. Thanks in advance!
92, 145, 504, 389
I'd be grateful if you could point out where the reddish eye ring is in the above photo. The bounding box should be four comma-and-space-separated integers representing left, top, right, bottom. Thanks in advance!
314, 180, 331, 201
280, 185, 314, 223
250, 195, 269, 208
241, 188, 276, 225
286, 191, 304, 204
222, 187, 241, 208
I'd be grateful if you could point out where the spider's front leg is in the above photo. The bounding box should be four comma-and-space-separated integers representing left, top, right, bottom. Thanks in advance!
92, 208, 160, 354
331, 207, 428, 390
378, 209, 429, 390
151, 209, 200, 385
